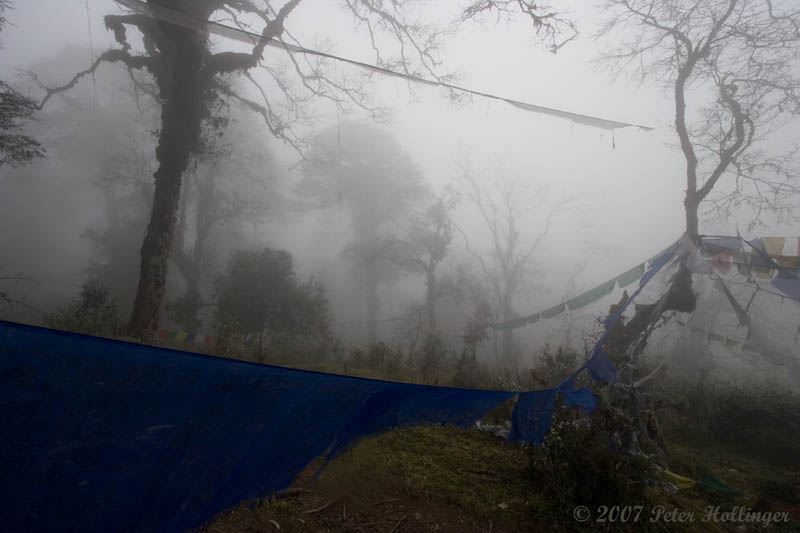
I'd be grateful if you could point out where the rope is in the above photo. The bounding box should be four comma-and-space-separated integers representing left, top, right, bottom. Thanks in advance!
113, 0, 653, 132
86, 0, 97, 111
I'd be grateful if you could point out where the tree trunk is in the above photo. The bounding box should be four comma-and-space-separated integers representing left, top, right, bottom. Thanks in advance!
502, 326, 514, 370
182, 269, 202, 332
500, 297, 516, 371
127, 25, 206, 340
365, 263, 378, 345
426, 269, 437, 333
684, 192, 700, 243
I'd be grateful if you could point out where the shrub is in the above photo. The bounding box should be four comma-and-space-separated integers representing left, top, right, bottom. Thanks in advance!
529, 343, 580, 388
526, 408, 657, 520
213, 247, 332, 362
44, 279, 125, 337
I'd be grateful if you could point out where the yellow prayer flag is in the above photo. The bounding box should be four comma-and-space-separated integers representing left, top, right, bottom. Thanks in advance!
661, 469, 698, 489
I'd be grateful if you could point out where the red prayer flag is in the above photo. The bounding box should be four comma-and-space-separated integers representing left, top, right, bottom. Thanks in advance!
712, 251, 732, 274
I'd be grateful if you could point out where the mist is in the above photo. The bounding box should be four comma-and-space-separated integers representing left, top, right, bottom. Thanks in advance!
1, 0, 798, 386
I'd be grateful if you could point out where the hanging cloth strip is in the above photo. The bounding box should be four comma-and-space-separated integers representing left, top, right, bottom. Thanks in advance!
114, 0, 653, 132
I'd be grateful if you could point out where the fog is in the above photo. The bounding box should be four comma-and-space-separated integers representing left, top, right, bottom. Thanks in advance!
1, 0, 798, 386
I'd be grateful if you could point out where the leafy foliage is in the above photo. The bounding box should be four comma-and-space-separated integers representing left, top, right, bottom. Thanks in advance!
0, 1, 44, 167
527, 409, 657, 519
529, 343, 580, 388
44, 279, 125, 337
214, 247, 331, 356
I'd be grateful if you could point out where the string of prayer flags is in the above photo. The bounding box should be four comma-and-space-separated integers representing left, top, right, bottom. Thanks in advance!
615, 263, 646, 288
674, 319, 759, 355
658, 468, 740, 495
566, 279, 617, 310
541, 302, 566, 319
156, 329, 214, 346
492, 238, 680, 330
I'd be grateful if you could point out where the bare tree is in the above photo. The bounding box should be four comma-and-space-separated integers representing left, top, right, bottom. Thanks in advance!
592, 0, 800, 465
391, 191, 459, 333
592, 0, 800, 368
170, 115, 272, 333
299, 122, 425, 345
29, 0, 445, 339
0, 274, 37, 316
458, 0, 578, 53
598, 0, 800, 239
457, 160, 568, 371
30, 0, 579, 341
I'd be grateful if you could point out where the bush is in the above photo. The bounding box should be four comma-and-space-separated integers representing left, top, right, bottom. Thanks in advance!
345, 342, 409, 379
44, 279, 125, 337
213, 247, 332, 361
526, 408, 657, 520
712, 383, 800, 441
451, 352, 493, 389
529, 343, 580, 388
418, 333, 447, 383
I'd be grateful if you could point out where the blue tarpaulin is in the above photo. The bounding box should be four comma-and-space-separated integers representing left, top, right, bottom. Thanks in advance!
510, 389, 557, 443
0, 321, 513, 533
0, 238, 674, 532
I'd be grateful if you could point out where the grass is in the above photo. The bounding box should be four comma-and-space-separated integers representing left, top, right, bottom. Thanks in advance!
200, 416, 800, 532
204, 425, 535, 532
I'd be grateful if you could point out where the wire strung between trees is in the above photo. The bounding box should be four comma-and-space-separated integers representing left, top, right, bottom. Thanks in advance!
114, 0, 653, 132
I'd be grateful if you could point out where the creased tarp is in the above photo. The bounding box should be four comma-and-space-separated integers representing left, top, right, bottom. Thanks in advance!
585, 347, 618, 383
558, 376, 598, 412
0, 321, 512, 533
510, 389, 557, 444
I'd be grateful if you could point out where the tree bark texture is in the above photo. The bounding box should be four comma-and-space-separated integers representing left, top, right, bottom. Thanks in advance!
127, 22, 206, 340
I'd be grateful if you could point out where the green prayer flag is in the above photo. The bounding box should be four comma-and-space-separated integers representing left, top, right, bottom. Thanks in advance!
506, 317, 527, 329
566, 279, 616, 310
708, 332, 723, 342
541, 303, 565, 319
526, 313, 540, 324
615, 263, 645, 288
700, 474, 741, 496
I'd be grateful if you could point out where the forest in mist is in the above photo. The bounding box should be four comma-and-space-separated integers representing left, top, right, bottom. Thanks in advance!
3, 2, 800, 531
1, 0, 799, 392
